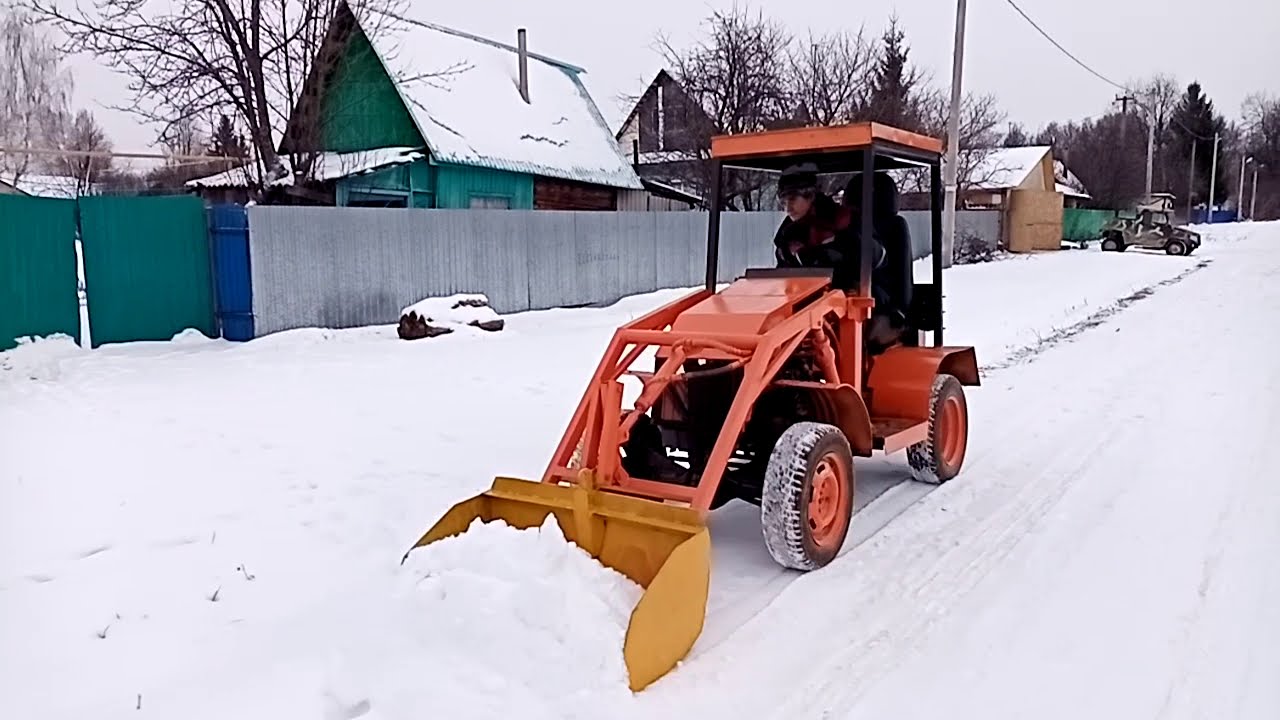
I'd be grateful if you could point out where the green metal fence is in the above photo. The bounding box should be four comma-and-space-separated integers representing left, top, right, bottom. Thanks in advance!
0, 195, 82, 351
1062, 208, 1117, 242
78, 195, 216, 347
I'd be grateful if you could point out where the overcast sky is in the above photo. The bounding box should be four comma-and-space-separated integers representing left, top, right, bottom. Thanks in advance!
65, 0, 1279, 161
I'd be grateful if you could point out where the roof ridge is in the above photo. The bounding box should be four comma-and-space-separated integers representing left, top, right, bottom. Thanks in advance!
393, 15, 587, 74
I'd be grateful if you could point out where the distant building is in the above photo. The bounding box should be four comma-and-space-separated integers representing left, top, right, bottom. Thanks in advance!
0, 173, 91, 199
614, 70, 713, 203
280, 1, 645, 209
190, 2, 669, 210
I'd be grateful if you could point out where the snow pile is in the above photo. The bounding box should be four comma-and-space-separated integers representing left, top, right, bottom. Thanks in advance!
170, 328, 216, 345
321, 516, 642, 719
398, 293, 505, 339
0, 333, 84, 381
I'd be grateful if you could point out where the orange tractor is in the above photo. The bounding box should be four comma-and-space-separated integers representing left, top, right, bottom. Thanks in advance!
404, 122, 978, 691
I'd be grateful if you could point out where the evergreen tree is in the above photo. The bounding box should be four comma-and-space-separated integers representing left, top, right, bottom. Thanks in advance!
865, 16, 925, 132
1002, 122, 1030, 147
1170, 82, 1228, 205
209, 114, 248, 159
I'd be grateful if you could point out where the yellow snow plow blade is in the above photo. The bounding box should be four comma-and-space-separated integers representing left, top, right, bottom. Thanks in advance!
402, 475, 711, 692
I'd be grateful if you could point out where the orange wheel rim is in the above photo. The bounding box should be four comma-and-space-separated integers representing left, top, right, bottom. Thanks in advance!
807, 453, 850, 548
938, 394, 967, 468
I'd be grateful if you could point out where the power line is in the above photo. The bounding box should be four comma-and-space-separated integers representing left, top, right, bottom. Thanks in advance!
1003, 0, 1127, 92
1003, 0, 1213, 142
0, 146, 238, 162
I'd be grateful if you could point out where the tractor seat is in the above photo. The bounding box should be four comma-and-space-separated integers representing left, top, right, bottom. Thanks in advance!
847, 171, 914, 320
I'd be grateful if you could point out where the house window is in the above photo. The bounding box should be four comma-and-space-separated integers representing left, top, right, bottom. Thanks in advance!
346, 192, 407, 208
469, 194, 511, 209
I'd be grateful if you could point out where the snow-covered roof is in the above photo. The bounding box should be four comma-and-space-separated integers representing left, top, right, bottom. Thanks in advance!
964, 146, 1052, 191
185, 148, 426, 189
1056, 182, 1090, 199
184, 164, 264, 189
0, 173, 88, 199
354, 11, 643, 190
1053, 159, 1091, 199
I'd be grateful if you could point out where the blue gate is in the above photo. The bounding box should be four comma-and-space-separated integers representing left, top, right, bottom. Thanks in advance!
208, 204, 254, 341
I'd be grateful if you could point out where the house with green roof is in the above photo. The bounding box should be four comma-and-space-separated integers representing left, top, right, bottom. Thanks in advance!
265, 2, 644, 210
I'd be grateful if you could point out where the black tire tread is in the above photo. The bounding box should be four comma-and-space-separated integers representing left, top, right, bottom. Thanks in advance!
761, 422, 853, 571
907, 373, 967, 485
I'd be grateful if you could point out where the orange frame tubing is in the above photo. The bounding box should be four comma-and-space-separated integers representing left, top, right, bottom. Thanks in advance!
541, 288, 859, 516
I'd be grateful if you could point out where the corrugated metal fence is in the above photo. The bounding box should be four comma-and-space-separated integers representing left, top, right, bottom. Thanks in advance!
1061, 208, 1117, 242
79, 195, 217, 347
208, 205, 255, 340
0, 195, 81, 350
245, 207, 1003, 337
0, 194, 220, 350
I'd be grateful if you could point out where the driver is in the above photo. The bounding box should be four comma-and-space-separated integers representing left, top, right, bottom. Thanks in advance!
771, 163, 859, 281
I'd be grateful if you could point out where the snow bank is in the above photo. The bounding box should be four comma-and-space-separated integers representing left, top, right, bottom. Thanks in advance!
0, 238, 1236, 719
0, 333, 84, 381
1186, 220, 1279, 244
322, 516, 641, 719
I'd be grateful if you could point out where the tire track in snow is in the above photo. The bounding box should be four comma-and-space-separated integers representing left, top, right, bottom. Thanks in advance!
631, 248, 1234, 719
681, 260, 1213, 663
764, 247, 1272, 719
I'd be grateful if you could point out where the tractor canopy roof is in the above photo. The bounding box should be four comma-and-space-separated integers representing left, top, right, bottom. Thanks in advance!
709, 122, 943, 174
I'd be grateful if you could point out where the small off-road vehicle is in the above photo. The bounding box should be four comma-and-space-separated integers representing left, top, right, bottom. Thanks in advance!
1100, 194, 1202, 256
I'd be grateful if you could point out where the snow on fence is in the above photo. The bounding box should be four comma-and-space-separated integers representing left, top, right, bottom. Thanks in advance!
244, 206, 1002, 337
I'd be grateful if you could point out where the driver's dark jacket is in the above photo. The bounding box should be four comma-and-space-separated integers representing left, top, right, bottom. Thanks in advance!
772, 194, 886, 301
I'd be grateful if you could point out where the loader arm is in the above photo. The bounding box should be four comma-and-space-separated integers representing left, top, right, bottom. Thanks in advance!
542, 275, 875, 515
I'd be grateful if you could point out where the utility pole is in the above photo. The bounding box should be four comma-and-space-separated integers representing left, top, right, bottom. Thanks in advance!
1116, 93, 1152, 198
941, 0, 967, 269
1206, 132, 1221, 224
1115, 93, 1134, 141
1238, 155, 1251, 220
1250, 164, 1260, 220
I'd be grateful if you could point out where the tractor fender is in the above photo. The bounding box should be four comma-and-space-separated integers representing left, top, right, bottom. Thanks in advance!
769, 380, 875, 457
866, 346, 980, 423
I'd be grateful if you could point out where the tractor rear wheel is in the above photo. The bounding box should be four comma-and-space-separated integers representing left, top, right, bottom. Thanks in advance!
907, 374, 969, 484
761, 422, 855, 570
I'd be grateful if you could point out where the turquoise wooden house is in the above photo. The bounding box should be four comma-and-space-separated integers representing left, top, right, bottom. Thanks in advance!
274, 2, 644, 210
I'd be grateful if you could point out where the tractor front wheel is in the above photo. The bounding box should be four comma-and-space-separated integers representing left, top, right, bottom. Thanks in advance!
1165, 239, 1188, 256
761, 422, 855, 570
907, 374, 969, 484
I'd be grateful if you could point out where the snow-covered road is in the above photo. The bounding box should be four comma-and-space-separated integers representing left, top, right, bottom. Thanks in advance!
637, 226, 1280, 720
3, 223, 1278, 719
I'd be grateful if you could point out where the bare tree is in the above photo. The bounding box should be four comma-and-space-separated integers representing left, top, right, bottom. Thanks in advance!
1241, 92, 1279, 219
935, 92, 1007, 191
0, 6, 72, 182
784, 28, 875, 127
656, 4, 793, 209
56, 109, 112, 192
890, 90, 1006, 196
24, 0, 413, 189
1132, 73, 1179, 189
